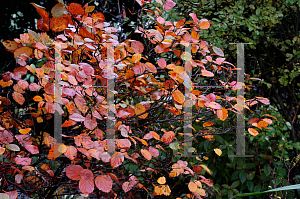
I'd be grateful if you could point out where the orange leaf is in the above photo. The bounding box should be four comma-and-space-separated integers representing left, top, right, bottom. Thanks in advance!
12, 92, 25, 105
150, 131, 160, 140
199, 20, 211, 29
45, 102, 55, 114
116, 139, 131, 150
248, 128, 259, 136
141, 149, 152, 160
50, 15, 69, 32
258, 120, 268, 128
172, 90, 185, 105
19, 128, 31, 134
14, 47, 33, 59
85, 6, 95, 13
65, 165, 83, 180
145, 62, 157, 73
203, 121, 214, 127
135, 103, 148, 119
91, 12, 105, 22
5, 190, 18, 199
157, 177, 166, 185
132, 136, 148, 146
263, 114, 278, 121
68, 3, 85, 15
217, 108, 228, 121
31, 3, 49, 22
2, 40, 18, 50
161, 131, 175, 144
62, 120, 77, 127
95, 175, 113, 193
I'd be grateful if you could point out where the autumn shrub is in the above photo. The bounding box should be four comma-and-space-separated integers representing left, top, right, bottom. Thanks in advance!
0, 0, 275, 198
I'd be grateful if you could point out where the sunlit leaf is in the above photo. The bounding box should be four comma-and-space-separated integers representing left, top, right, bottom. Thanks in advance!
248, 128, 259, 136
213, 148, 222, 156
157, 177, 166, 185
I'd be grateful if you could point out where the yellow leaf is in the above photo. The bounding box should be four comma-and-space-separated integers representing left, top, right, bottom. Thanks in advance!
200, 164, 211, 175
213, 148, 222, 156
195, 188, 206, 196
157, 177, 166, 185
58, 144, 67, 153
188, 181, 197, 192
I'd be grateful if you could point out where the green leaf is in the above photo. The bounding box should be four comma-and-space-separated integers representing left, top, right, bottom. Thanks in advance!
264, 164, 271, 176
239, 171, 247, 184
6, 144, 20, 151
246, 180, 253, 192
222, 184, 231, 189
231, 180, 240, 189
169, 141, 179, 150
230, 184, 300, 198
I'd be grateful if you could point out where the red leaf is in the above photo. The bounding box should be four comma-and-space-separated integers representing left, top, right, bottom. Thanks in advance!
0, 130, 14, 144
84, 114, 97, 130
110, 152, 124, 168
15, 157, 31, 166
133, 62, 145, 75
70, 113, 85, 122
116, 139, 131, 150
158, 58, 166, 69
131, 41, 144, 54
149, 146, 159, 157
25, 145, 39, 154
163, 0, 176, 10
189, 13, 198, 24
44, 83, 54, 95
95, 175, 113, 193
65, 165, 83, 180
145, 62, 157, 73
64, 146, 77, 160
79, 169, 94, 194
